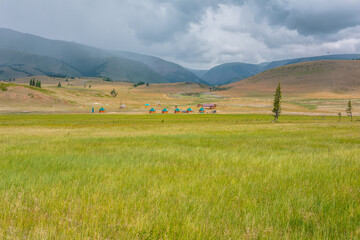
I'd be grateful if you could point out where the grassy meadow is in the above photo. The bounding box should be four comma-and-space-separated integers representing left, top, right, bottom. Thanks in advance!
0, 114, 360, 239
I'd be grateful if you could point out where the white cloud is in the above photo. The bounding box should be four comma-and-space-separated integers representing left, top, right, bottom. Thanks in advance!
0, 0, 359, 69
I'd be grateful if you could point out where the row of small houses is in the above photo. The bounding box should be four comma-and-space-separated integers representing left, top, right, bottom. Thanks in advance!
150, 107, 205, 114
97, 107, 206, 113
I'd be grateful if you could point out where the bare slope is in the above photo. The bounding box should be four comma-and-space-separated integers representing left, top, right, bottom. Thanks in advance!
224, 60, 360, 97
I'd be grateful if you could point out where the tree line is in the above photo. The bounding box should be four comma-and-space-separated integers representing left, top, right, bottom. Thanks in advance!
29, 78, 41, 88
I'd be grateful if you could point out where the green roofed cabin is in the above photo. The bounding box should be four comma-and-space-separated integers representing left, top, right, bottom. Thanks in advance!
162, 108, 168, 113
187, 108, 193, 113
174, 108, 181, 114
149, 108, 156, 113
199, 107, 205, 113
99, 107, 106, 113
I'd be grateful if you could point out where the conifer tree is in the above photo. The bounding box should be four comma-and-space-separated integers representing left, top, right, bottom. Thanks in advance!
110, 88, 118, 97
58, 82, 61, 88
272, 83, 282, 122
29, 79, 32, 86
346, 100, 353, 121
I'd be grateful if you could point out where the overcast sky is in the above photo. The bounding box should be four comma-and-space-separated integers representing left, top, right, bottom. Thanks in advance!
1, 0, 360, 69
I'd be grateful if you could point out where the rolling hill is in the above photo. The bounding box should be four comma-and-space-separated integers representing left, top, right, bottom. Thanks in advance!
223, 60, 360, 97
261, 54, 360, 71
0, 28, 202, 83
201, 54, 360, 86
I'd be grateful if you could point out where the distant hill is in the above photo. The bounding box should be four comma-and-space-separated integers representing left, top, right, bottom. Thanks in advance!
223, 60, 360, 97
200, 54, 360, 86
114, 51, 206, 84
185, 68, 208, 78
0, 49, 81, 80
261, 54, 360, 71
0, 28, 203, 84
86, 57, 168, 83
202, 62, 261, 85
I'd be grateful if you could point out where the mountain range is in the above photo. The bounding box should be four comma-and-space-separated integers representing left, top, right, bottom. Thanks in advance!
1, 28, 360, 85
0, 28, 204, 84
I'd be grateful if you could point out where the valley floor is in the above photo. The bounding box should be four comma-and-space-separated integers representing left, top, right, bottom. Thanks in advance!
0, 114, 359, 239
1, 76, 359, 116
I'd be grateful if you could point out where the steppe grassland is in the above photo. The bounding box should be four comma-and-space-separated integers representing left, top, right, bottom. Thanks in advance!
1, 76, 360, 115
0, 114, 359, 239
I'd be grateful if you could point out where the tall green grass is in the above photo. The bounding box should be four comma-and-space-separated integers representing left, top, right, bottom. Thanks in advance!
0, 114, 359, 239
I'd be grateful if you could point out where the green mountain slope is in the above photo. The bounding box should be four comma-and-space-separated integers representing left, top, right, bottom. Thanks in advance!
86, 57, 168, 83
0, 28, 206, 84
0, 49, 81, 80
114, 51, 206, 84
202, 62, 261, 85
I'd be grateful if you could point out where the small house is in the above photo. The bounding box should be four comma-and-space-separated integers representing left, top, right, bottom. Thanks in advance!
203, 104, 217, 109
174, 108, 181, 114
145, 104, 150, 108
99, 107, 106, 113
199, 107, 205, 113
149, 108, 156, 114
162, 108, 168, 114
186, 108, 193, 113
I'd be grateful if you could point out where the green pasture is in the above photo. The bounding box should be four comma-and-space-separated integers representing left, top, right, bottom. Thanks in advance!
0, 114, 359, 239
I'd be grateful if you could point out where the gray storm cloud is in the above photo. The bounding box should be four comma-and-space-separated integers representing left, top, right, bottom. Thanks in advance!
0, 0, 359, 69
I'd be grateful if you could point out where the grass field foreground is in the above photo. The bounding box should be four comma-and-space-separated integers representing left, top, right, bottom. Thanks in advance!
0, 114, 359, 239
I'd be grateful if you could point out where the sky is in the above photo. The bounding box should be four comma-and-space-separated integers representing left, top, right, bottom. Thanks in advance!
1, 0, 360, 69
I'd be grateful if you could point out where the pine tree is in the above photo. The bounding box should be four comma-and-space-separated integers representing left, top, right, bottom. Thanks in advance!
337, 112, 341, 122
35, 80, 39, 87
346, 100, 353, 121
272, 83, 282, 123
29, 79, 32, 86
58, 82, 61, 88
110, 89, 118, 97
